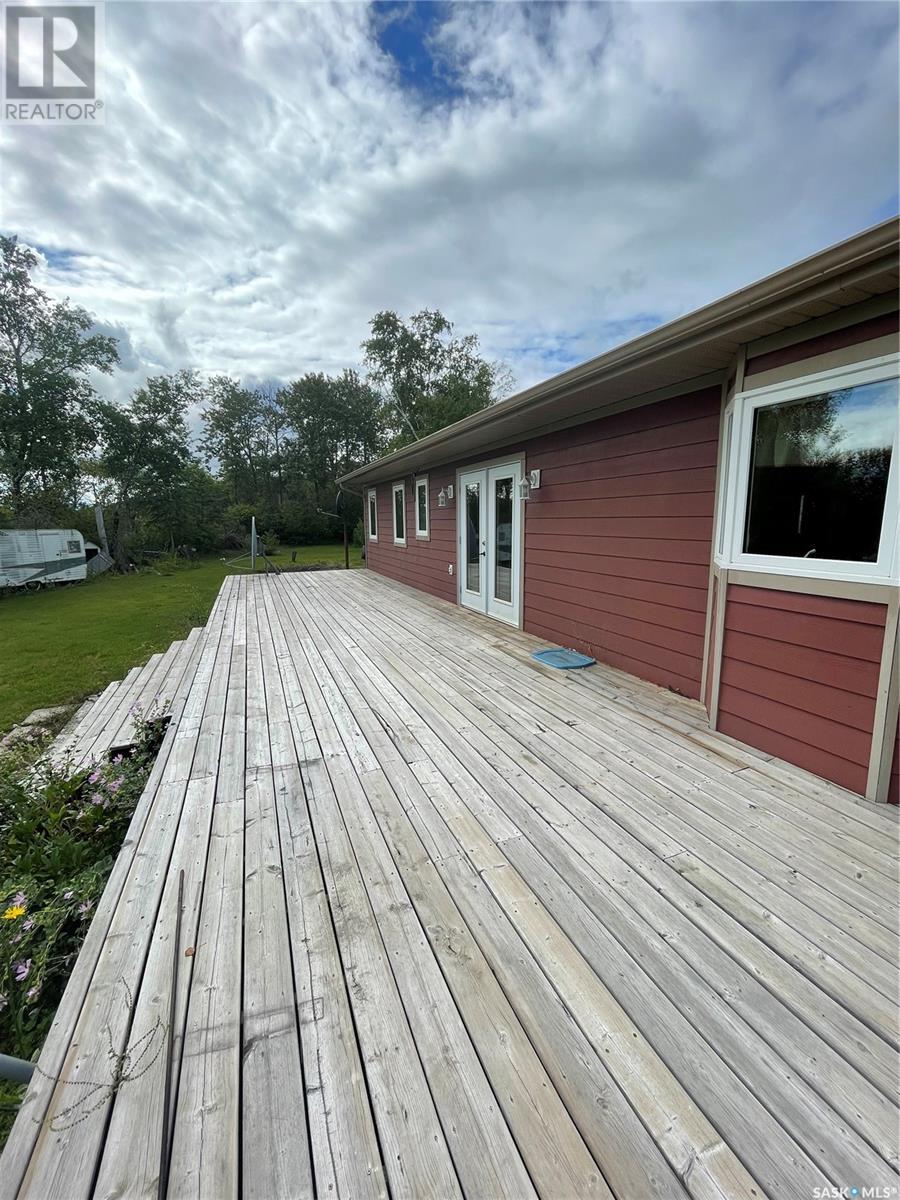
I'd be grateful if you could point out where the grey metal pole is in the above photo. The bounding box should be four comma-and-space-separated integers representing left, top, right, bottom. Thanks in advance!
0, 1053, 34, 1084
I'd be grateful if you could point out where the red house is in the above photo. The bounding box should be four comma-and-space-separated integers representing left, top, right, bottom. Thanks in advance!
340, 219, 900, 803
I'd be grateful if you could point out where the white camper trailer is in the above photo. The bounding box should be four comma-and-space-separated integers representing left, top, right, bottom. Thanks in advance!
0, 529, 87, 590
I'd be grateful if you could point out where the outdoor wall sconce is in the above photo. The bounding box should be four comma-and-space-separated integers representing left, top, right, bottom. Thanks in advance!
517, 469, 541, 500
437, 483, 454, 507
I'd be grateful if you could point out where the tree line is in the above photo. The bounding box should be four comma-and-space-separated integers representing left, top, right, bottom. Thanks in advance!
0, 236, 512, 567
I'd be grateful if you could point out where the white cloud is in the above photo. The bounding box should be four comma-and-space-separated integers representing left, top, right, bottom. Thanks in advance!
1, 0, 896, 422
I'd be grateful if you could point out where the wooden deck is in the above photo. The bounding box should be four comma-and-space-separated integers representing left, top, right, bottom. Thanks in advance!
2, 570, 898, 1200
50, 626, 204, 771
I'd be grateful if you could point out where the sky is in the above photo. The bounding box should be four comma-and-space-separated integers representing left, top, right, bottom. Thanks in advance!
1, 0, 898, 425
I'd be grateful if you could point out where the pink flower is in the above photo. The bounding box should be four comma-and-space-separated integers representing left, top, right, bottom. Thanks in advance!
12, 958, 31, 982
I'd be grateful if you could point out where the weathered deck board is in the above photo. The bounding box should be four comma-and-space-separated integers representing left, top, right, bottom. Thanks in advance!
276, 573, 893, 1195
278, 574, 899, 1185
328, 575, 899, 1046
47, 627, 206, 776
3, 570, 898, 1200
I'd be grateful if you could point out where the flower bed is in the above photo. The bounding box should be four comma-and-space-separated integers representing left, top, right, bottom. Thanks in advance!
0, 707, 167, 1145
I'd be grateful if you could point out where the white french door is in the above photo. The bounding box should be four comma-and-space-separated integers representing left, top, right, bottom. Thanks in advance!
457, 460, 522, 626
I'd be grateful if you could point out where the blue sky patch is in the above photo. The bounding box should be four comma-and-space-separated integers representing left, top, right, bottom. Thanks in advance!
373, 1, 461, 102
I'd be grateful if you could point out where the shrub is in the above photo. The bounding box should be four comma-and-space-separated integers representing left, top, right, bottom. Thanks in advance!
259, 529, 280, 556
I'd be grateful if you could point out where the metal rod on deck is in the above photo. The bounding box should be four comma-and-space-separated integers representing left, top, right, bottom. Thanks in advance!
158, 869, 184, 1200
0, 1053, 34, 1084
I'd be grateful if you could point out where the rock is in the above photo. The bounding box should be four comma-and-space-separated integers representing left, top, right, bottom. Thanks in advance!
22, 706, 71, 726
1, 725, 43, 749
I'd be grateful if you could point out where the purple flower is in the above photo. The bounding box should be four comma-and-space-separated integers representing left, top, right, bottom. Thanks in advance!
12, 892, 26, 908
112, 754, 124, 765
22, 918, 34, 932
91, 792, 104, 805
107, 777, 123, 793
77, 900, 93, 918
88, 770, 101, 784
25, 985, 40, 1003
12, 958, 31, 982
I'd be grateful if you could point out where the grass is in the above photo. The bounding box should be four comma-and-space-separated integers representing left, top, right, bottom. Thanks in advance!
0, 545, 363, 733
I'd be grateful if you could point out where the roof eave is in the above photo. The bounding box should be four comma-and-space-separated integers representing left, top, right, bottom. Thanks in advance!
338, 216, 900, 490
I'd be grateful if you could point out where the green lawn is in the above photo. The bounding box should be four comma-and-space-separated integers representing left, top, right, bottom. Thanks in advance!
0, 545, 363, 732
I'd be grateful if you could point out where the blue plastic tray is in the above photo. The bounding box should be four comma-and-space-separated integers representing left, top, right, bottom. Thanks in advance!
531, 648, 596, 670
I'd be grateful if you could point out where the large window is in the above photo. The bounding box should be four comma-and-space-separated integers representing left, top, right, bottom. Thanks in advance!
415, 475, 429, 539
392, 482, 406, 545
367, 489, 377, 541
716, 355, 899, 583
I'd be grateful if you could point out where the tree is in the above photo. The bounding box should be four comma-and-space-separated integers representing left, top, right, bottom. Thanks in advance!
95, 370, 201, 568
0, 236, 118, 516
199, 378, 271, 506
279, 369, 385, 508
361, 309, 512, 447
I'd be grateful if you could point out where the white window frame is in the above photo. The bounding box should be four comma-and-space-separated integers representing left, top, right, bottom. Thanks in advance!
715, 353, 899, 585
367, 488, 378, 542
392, 481, 406, 546
414, 475, 429, 539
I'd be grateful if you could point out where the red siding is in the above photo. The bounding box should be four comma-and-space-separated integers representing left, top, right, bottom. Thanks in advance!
717, 585, 887, 795
365, 469, 456, 604
521, 387, 719, 699
366, 386, 720, 699
745, 311, 899, 376
361, 305, 898, 797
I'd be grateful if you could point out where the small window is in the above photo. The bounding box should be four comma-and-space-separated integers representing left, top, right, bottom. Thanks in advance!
367, 489, 378, 542
392, 482, 406, 545
415, 475, 429, 539
67, 539, 80, 554
718, 355, 899, 583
